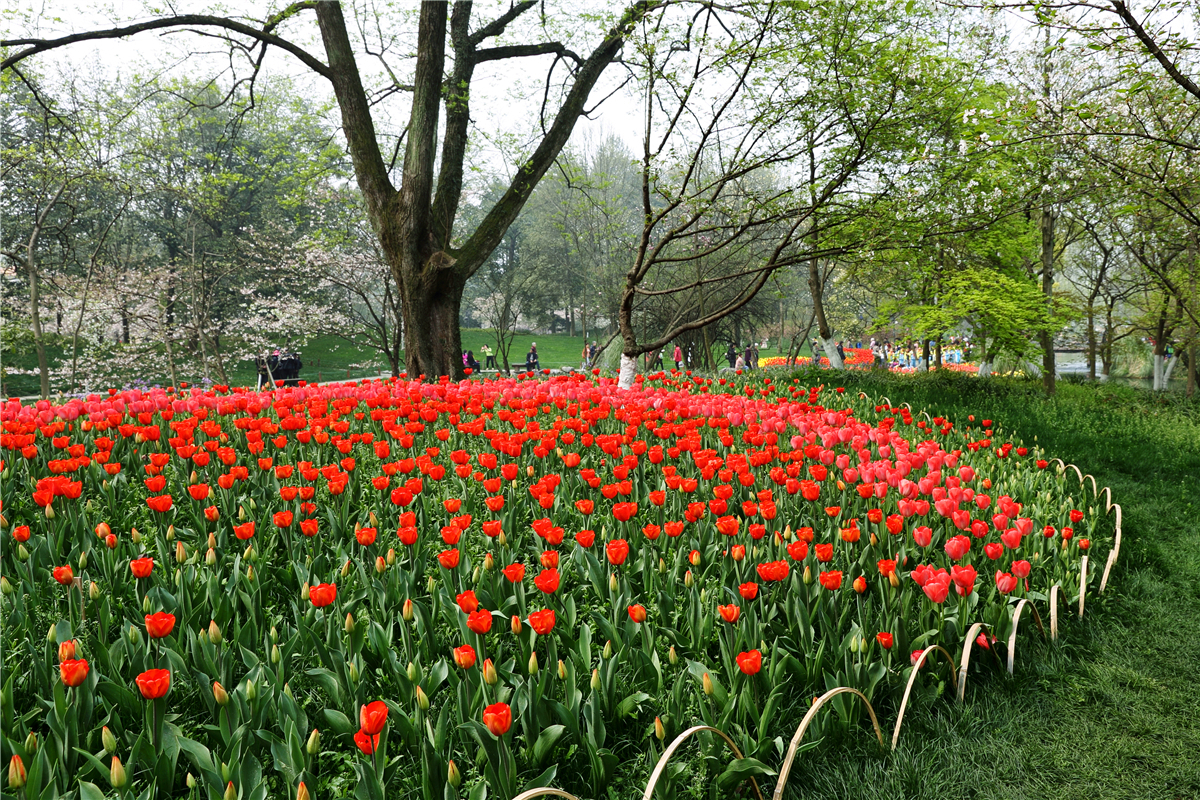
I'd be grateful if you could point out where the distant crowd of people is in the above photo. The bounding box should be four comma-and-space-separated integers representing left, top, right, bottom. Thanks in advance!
858, 336, 971, 369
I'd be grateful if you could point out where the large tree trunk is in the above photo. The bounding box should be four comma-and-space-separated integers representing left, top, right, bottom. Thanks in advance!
399, 267, 468, 379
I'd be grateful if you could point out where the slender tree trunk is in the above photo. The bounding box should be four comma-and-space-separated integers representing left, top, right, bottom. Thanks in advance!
160, 300, 179, 389
1188, 344, 1196, 397
1039, 205, 1056, 395
27, 254, 50, 399
935, 336, 943, 370
807, 256, 843, 369
1086, 299, 1097, 381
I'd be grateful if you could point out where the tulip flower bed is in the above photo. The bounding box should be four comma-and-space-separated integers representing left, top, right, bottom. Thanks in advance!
0, 372, 1112, 800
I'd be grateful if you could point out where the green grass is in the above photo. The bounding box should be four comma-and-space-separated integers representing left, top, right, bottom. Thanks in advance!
764, 370, 1200, 800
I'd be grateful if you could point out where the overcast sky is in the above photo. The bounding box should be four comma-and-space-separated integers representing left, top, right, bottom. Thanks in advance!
4, 1, 1051, 183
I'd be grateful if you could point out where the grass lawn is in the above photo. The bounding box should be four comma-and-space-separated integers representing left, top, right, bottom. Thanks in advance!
761, 370, 1200, 800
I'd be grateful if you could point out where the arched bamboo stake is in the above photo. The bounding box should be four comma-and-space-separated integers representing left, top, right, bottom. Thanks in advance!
1083, 473, 1097, 497
641, 725, 765, 800
858, 391, 870, 399
920, 411, 932, 423
1049, 585, 1060, 640
1050, 458, 1065, 470
880, 396, 891, 407
1100, 548, 1118, 594
1101, 486, 1113, 511
901, 402, 912, 411
1078, 555, 1088, 617
1112, 504, 1122, 559
890, 645, 957, 751
1007, 599, 1045, 675
512, 790, 582, 800
957, 622, 1000, 702
772, 687, 884, 800
1065, 463, 1083, 485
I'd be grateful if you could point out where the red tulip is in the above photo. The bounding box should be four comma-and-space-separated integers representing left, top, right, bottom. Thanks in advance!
877, 559, 896, 577
715, 516, 739, 536
502, 563, 525, 583
354, 729, 379, 755
273, 510, 293, 528
1011, 560, 1031, 578
309, 582, 337, 608
923, 578, 949, 604
467, 609, 493, 634
12, 525, 30, 542
529, 609, 556, 635
912, 526, 933, 547
735, 650, 762, 675
876, 632, 894, 649
60, 658, 89, 688
146, 495, 173, 513
301, 519, 319, 537
718, 604, 740, 623
437, 549, 460, 569
995, 571, 1018, 594
135, 668, 171, 699
145, 611, 176, 639
944, 535, 970, 561
984, 542, 1003, 560
234, 522, 255, 540
852, 575, 867, 593
627, 604, 647, 623
814, 543, 833, 563
356, 527, 377, 546
53, 566, 74, 585
483, 702, 512, 736
605, 539, 629, 566
130, 557, 154, 579
739, 582, 758, 600
951, 565, 977, 595
359, 700, 389, 735
818, 571, 843, 591
1069, 509, 1084, 523
575, 529, 595, 547
574, 499, 594, 515
453, 645, 477, 669
456, 590, 479, 614
756, 561, 789, 582
1000, 528, 1022, 550
534, 569, 560, 594
612, 502, 638, 522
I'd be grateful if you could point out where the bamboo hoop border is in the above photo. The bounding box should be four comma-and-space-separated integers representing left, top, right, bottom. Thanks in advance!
640, 725, 765, 800
890, 645, 957, 750
771, 687, 884, 800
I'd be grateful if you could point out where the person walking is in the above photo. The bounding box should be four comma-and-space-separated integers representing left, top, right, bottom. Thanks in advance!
743, 343, 754, 370
726, 343, 737, 368
673, 344, 683, 370
836, 340, 845, 364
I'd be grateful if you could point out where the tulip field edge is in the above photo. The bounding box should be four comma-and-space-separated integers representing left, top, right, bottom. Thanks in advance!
0, 373, 1120, 799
